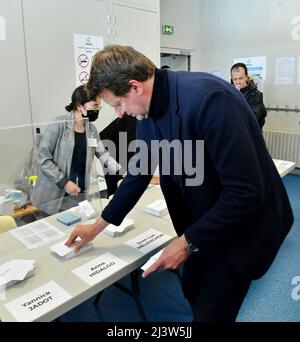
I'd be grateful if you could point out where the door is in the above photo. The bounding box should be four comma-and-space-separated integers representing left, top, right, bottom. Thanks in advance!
23, 0, 109, 124
111, 3, 160, 65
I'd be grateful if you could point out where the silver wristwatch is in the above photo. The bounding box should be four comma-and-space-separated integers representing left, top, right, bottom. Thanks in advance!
186, 238, 199, 254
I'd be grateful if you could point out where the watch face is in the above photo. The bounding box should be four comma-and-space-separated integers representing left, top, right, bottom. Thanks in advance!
188, 242, 199, 253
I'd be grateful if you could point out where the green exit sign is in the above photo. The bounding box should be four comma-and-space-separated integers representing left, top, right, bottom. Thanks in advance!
162, 25, 174, 35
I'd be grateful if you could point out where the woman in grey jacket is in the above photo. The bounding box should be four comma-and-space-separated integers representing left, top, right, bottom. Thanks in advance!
31, 85, 119, 215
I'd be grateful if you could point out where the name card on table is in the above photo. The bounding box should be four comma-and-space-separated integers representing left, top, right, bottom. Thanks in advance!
5, 281, 72, 322
72, 252, 128, 286
125, 228, 171, 254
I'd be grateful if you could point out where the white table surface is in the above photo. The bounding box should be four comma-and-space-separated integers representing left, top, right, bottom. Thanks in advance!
0, 193, 176, 322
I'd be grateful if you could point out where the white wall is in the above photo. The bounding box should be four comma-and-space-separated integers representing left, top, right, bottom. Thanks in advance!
195, 0, 300, 132
0, 0, 160, 183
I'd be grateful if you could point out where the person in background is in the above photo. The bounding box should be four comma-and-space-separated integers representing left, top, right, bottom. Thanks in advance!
100, 115, 136, 197
67, 45, 293, 322
31, 85, 119, 216
230, 62, 267, 129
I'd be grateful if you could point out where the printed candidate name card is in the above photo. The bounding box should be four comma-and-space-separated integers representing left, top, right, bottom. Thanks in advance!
5, 281, 72, 322
125, 228, 171, 254
71, 252, 128, 286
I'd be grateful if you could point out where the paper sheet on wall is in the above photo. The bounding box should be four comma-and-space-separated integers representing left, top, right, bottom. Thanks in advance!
297, 57, 300, 85
73, 34, 103, 87
10, 220, 65, 249
0, 16, 5, 41
275, 57, 295, 85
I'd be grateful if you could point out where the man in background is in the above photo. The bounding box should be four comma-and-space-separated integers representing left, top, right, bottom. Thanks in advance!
231, 62, 267, 129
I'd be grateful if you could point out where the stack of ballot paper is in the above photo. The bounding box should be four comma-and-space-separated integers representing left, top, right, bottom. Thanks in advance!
140, 249, 163, 271
103, 218, 134, 237
0, 260, 35, 288
50, 239, 93, 260
145, 199, 168, 217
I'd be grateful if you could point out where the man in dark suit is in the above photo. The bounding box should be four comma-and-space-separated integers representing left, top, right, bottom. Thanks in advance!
67, 45, 294, 322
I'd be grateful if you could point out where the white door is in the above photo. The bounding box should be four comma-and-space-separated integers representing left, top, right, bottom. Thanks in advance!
23, 0, 109, 124
111, 3, 160, 65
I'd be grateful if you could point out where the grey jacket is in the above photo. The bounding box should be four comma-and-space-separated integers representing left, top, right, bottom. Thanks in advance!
31, 113, 119, 215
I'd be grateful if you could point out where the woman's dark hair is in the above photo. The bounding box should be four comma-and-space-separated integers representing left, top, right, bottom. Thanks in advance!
65, 85, 90, 112
230, 63, 249, 84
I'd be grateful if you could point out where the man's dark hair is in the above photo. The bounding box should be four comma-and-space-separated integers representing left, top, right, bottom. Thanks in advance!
87, 45, 156, 99
230, 63, 249, 84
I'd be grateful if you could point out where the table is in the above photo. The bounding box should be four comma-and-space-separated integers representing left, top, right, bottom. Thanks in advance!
0, 193, 176, 322
0, 158, 295, 321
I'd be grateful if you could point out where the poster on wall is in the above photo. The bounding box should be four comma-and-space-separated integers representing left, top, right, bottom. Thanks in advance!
0, 16, 6, 41
73, 34, 103, 87
233, 56, 266, 92
275, 57, 295, 85
298, 57, 300, 85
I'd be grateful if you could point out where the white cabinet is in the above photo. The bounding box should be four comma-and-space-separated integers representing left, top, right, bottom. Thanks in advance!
110, 0, 159, 12
22, 0, 159, 124
0, 0, 31, 127
160, 0, 198, 51
23, 0, 109, 124
1, 0, 159, 127
109, 1, 160, 65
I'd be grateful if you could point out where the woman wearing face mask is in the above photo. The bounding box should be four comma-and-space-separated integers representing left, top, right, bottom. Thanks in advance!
31, 85, 120, 216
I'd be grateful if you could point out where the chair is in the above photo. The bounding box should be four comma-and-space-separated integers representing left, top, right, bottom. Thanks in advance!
0, 215, 17, 233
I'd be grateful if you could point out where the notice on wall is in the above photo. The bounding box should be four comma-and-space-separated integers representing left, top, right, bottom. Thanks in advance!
5, 281, 72, 322
233, 56, 266, 91
73, 34, 103, 87
275, 57, 295, 85
125, 228, 172, 254
72, 253, 128, 286
297, 57, 300, 84
0, 16, 5, 40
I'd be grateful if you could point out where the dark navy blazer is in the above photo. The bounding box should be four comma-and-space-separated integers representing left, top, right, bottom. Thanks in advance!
102, 71, 293, 280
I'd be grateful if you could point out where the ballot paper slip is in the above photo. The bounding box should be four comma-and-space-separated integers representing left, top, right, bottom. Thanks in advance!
145, 199, 168, 217
140, 249, 163, 271
5, 281, 72, 322
0, 259, 35, 288
103, 218, 134, 237
10, 220, 65, 249
69, 200, 97, 219
50, 239, 93, 260
57, 212, 81, 226
273, 159, 296, 177
126, 228, 171, 254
